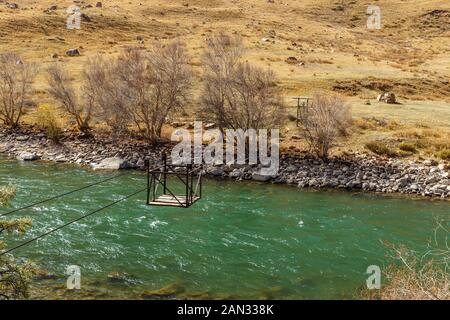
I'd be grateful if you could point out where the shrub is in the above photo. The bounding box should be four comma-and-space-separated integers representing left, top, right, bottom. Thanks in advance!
437, 149, 450, 160
48, 41, 193, 143
363, 257, 449, 300
354, 118, 375, 130
365, 141, 397, 157
113, 42, 193, 144
82, 56, 130, 135
47, 64, 93, 134
0, 186, 16, 206
398, 142, 417, 153
36, 104, 62, 143
362, 224, 449, 300
386, 120, 400, 131
299, 91, 352, 159
0, 53, 36, 128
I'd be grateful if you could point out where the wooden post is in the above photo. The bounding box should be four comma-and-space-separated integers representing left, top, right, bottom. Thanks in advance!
146, 160, 150, 205
293, 97, 311, 127
186, 164, 190, 207
163, 154, 167, 195
200, 172, 202, 199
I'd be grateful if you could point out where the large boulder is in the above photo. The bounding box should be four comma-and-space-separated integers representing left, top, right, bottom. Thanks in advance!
17, 151, 39, 161
252, 171, 273, 182
16, 135, 29, 141
81, 13, 91, 22
206, 166, 224, 176
66, 48, 80, 57
285, 56, 299, 65
377, 92, 396, 104
229, 169, 243, 178
92, 157, 130, 170
285, 164, 298, 173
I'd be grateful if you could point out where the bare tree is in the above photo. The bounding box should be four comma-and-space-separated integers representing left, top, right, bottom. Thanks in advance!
47, 64, 94, 134
202, 32, 244, 85
299, 91, 352, 160
83, 56, 130, 135
115, 42, 193, 144
0, 53, 36, 128
49, 42, 192, 142
201, 33, 284, 132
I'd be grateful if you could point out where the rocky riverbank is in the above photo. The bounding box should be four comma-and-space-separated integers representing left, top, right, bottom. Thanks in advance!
0, 127, 449, 199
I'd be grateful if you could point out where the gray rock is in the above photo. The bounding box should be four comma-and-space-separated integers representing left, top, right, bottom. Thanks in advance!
377, 92, 396, 104
285, 164, 298, 173
204, 123, 216, 129
17, 151, 39, 161
229, 169, 242, 178
16, 135, 29, 141
136, 158, 145, 168
397, 176, 409, 187
81, 13, 91, 22
171, 121, 184, 128
347, 180, 361, 189
55, 155, 68, 163
308, 178, 318, 186
92, 157, 130, 170
425, 176, 439, 184
298, 181, 307, 188
207, 166, 224, 176
285, 56, 299, 64
252, 172, 273, 182
66, 48, 80, 57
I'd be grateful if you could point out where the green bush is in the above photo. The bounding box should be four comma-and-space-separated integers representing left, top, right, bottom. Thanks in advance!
0, 186, 16, 206
365, 141, 397, 157
398, 142, 417, 153
37, 104, 62, 143
0, 186, 35, 299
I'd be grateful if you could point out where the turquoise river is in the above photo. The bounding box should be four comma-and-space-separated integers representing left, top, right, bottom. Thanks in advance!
0, 156, 449, 299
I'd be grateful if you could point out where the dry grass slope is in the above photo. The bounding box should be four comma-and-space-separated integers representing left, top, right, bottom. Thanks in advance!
0, 0, 448, 159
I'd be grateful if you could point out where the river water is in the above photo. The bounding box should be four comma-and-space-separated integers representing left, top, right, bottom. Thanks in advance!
0, 157, 448, 299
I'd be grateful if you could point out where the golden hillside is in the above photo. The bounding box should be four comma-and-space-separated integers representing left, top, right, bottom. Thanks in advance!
1, 0, 448, 96
1, 0, 449, 157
